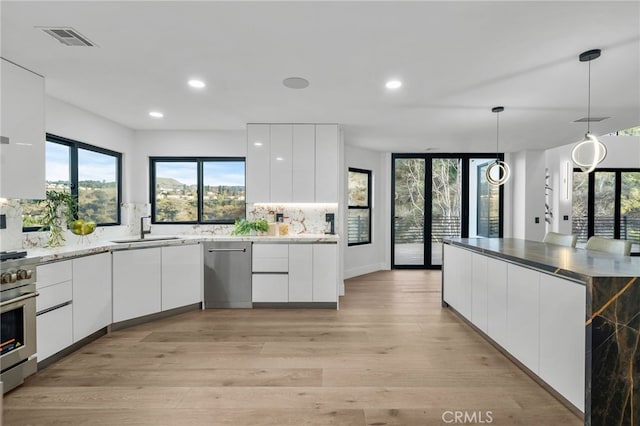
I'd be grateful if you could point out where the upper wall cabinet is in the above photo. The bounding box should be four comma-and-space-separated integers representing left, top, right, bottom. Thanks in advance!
246, 123, 339, 203
0, 59, 45, 200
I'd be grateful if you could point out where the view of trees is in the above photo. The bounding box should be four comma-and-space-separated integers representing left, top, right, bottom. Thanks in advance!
154, 177, 245, 223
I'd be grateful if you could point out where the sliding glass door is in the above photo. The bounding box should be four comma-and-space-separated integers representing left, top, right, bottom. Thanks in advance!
392, 154, 503, 268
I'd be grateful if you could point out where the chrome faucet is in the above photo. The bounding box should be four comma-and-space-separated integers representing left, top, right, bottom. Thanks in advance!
140, 216, 151, 239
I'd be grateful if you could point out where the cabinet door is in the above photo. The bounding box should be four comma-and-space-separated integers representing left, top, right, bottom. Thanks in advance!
252, 274, 288, 302
246, 124, 270, 203
252, 244, 288, 272
539, 274, 586, 411
112, 248, 161, 322
506, 264, 540, 374
312, 244, 337, 302
292, 124, 315, 202
289, 244, 313, 302
0, 59, 45, 200
270, 124, 293, 202
37, 304, 73, 361
442, 244, 472, 318
486, 257, 508, 347
72, 253, 112, 342
470, 253, 488, 333
161, 244, 202, 311
314, 124, 339, 202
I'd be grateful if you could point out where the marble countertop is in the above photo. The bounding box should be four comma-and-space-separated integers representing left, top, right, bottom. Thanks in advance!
445, 238, 640, 281
19, 234, 340, 264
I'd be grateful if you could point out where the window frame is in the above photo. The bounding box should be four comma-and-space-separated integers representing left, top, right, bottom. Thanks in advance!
23, 133, 122, 231
149, 156, 246, 225
572, 167, 640, 256
347, 167, 372, 246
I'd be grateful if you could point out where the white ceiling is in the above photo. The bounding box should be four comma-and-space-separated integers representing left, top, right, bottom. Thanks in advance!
2, 1, 639, 153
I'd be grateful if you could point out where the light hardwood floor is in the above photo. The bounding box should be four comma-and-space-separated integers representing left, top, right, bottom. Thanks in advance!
3, 270, 581, 425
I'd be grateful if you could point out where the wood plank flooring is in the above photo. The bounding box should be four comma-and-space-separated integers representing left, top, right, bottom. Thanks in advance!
2, 270, 581, 425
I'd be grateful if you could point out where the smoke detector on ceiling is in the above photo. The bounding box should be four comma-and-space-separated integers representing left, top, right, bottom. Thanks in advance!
38, 27, 96, 47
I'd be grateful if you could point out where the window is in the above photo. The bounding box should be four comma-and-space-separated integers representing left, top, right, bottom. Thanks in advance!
572, 168, 640, 255
150, 157, 245, 224
22, 134, 122, 230
347, 168, 371, 246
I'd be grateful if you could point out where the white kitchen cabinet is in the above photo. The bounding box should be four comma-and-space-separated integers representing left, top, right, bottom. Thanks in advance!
36, 276, 73, 361
270, 124, 293, 202
72, 253, 112, 342
314, 124, 339, 203
0, 59, 45, 200
506, 263, 540, 374
470, 253, 488, 333
252, 274, 288, 302
246, 124, 270, 203
161, 244, 202, 311
288, 244, 313, 302
36, 303, 73, 361
442, 244, 472, 318
312, 244, 338, 302
252, 244, 288, 272
112, 248, 161, 322
292, 124, 315, 202
539, 274, 586, 411
486, 257, 508, 347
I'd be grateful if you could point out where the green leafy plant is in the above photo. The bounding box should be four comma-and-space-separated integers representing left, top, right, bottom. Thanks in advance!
38, 190, 77, 247
231, 218, 269, 235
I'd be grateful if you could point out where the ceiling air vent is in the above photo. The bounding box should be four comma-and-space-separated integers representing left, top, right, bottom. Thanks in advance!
39, 27, 96, 47
573, 117, 610, 123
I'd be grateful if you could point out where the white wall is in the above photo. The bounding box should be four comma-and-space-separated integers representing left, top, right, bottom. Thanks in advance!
343, 145, 390, 279
508, 150, 546, 241
130, 129, 246, 203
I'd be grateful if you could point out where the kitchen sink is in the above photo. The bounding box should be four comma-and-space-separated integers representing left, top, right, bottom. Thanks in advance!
110, 236, 180, 244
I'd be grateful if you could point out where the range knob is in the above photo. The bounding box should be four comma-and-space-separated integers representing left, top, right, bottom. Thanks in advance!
16, 269, 30, 280
1, 272, 17, 284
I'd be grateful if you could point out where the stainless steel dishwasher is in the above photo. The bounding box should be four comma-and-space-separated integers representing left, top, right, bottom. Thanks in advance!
203, 241, 252, 308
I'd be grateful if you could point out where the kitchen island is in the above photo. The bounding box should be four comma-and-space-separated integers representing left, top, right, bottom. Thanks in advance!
442, 238, 640, 426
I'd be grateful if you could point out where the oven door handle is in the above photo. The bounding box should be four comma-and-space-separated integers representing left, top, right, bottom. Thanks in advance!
0, 291, 39, 308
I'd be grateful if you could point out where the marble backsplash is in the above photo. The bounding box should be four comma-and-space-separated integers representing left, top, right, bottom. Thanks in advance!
0, 200, 336, 251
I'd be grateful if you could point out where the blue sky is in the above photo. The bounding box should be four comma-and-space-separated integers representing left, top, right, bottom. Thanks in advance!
156, 161, 245, 186
46, 142, 116, 182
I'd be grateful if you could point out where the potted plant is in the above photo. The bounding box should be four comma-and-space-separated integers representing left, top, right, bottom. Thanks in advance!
38, 190, 77, 247
231, 218, 269, 236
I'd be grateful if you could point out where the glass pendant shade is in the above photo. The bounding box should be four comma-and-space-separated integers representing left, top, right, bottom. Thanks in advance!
487, 106, 509, 186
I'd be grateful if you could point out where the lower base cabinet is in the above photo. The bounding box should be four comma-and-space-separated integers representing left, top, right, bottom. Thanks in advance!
72, 253, 112, 342
112, 248, 162, 323
252, 274, 288, 302
161, 244, 202, 311
37, 304, 73, 361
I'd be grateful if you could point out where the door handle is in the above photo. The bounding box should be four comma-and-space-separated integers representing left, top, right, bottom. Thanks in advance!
208, 248, 247, 253
0, 291, 39, 308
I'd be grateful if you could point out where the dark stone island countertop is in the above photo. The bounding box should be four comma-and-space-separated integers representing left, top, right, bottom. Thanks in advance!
444, 237, 640, 283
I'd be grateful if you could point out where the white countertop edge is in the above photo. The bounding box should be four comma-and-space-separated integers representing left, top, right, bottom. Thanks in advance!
24, 234, 340, 264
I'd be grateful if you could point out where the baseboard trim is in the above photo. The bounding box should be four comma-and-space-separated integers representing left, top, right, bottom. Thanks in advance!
252, 302, 337, 309
111, 303, 201, 331
344, 262, 386, 279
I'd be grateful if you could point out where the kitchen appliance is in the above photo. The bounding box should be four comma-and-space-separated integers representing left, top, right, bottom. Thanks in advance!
203, 242, 252, 308
325, 213, 335, 235
1, 256, 38, 393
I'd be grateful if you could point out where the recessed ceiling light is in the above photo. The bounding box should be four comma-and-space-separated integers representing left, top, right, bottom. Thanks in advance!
254, 141, 263, 147
385, 80, 402, 89
275, 157, 284, 161
149, 111, 164, 118
283, 77, 309, 89
188, 79, 206, 89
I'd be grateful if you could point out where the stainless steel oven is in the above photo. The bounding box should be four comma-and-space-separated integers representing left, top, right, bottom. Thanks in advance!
0, 256, 38, 393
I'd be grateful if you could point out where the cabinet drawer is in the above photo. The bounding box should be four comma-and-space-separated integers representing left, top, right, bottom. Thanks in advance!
252, 244, 288, 272
252, 274, 288, 302
36, 280, 72, 313
36, 303, 73, 361
37, 260, 72, 289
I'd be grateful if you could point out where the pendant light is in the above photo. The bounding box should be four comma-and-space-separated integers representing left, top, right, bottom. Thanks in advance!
486, 106, 510, 186
571, 49, 607, 173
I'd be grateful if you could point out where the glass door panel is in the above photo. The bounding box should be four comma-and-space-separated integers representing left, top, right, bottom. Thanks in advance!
431, 158, 462, 265
594, 172, 616, 239
572, 172, 589, 244
621, 172, 640, 254
470, 158, 500, 238
393, 158, 425, 266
